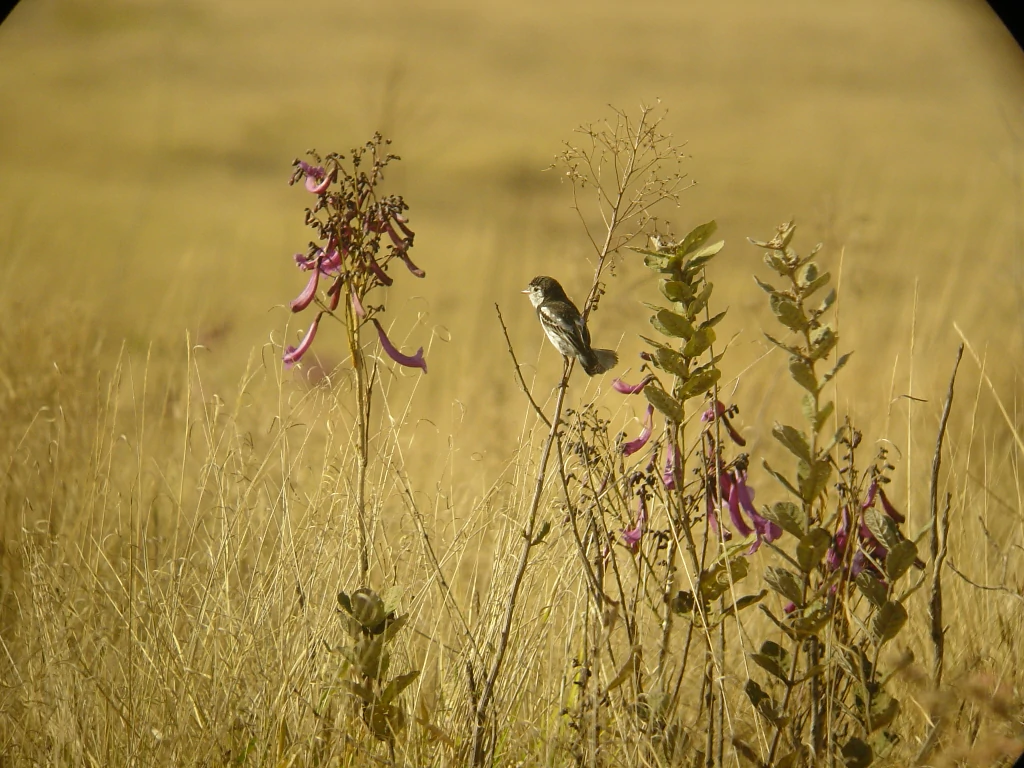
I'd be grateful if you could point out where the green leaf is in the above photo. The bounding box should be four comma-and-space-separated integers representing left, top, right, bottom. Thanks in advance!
660, 279, 694, 303
863, 509, 901, 552
841, 737, 873, 768
868, 691, 900, 731
764, 251, 790, 276
644, 385, 683, 423
643, 252, 671, 271
797, 528, 832, 573
789, 356, 819, 395
382, 586, 404, 615
872, 601, 908, 645
792, 599, 831, 637
675, 367, 720, 401
717, 590, 768, 620
698, 553, 750, 603
800, 270, 831, 300
686, 283, 714, 317
795, 458, 830, 504
651, 309, 694, 339
809, 326, 838, 361
762, 460, 802, 501
823, 352, 853, 383
651, 348, 690, 377
342, 679, 375, 704
751, 640, 792, 683
698, 310, 728, 332
337, 591, 353, 614
770, 295, 808, 332
818, 287, 836, 315
764, 332, 804, 357
764, 567, 803, 606
677, 220, 717, 257
682, 327, 715, 358
531, 520, 552, 546
798, 459, 832, 503
772, 423, 812, 463
885, 540, 918, 581
760, 501, 805, 538
381, 614, 409, 643
745, 680, 788, 728
814, 400, 835, 434
683, 240, 725, 274
855, 572, 888, 609
754, 275, 777, 294
381, 670, 420, 705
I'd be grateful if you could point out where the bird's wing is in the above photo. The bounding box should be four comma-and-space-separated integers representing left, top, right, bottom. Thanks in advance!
539, 303, 590, 347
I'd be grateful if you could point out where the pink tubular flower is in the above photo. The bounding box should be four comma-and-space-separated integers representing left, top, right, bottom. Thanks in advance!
396, 249, 426, 278
351, 288, 366, 319
297, 161, 330, 193
365, 252, 394, 286
622, 493, 647, 552
283, 313, 322, 367
613, 374, 654, 395
725, 475, 755, 538
290, 257, 322, 312
877, 487, 905, 524
371, 318, 427, 373
622, 405, 655, 457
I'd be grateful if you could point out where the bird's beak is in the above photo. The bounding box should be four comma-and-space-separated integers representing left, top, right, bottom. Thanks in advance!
521, 289, 531, 294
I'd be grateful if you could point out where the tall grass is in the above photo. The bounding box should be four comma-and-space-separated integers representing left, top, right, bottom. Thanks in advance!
3, 122, 1024, 767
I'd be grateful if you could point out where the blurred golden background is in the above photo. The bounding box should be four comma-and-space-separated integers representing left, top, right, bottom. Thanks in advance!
1, 0, 1023, 481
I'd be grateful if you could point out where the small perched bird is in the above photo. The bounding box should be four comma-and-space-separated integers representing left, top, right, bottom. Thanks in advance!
522, 276, 618, 375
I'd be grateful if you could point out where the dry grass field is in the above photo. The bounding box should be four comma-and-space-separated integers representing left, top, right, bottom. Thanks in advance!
2, 0, 1024, 765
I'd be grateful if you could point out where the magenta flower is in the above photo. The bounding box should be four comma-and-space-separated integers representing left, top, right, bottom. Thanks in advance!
724, 472, 754, 538
877, 487, 905, 524
396, 249, 426, 278
290, 266, 321, 312
705, 466, 779, 553
297, 161, 330, 194
622, 405, 655, 457
365, 252, 394, 286
351, 288, 366, 319
283, 314, 322, 368
613, 374, 655, 395
371, 319, 427, 373
622, 492, 648, 552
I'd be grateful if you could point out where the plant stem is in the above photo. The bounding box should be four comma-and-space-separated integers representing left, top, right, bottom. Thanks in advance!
469, 360, 572, 766
347, 299, 370, 585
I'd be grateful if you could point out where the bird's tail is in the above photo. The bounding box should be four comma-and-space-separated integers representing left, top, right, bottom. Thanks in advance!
581, 348, 618, 376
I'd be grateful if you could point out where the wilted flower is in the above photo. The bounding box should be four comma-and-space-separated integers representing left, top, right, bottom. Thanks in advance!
371, 319, 427, 373
623, 405, 654, 457
701, 399, 746, 446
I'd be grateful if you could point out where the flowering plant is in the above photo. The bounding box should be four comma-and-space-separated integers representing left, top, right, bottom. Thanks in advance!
282, 134, 426, 585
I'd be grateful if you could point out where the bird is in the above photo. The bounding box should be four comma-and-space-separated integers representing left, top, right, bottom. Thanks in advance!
522, 276, 618, 375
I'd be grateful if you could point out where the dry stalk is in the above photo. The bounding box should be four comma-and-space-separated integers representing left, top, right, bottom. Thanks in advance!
930, 343, 963, 686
